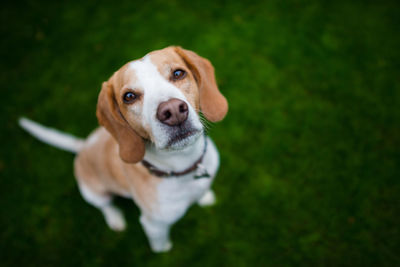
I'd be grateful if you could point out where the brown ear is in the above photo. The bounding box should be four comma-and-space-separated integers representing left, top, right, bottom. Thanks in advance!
96, 81, 145, 163
174, 46, 228, 122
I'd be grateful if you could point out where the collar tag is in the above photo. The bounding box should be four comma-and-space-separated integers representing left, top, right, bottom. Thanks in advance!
194, 164, 210, 179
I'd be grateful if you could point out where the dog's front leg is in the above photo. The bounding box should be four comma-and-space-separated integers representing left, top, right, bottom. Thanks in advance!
140, 215, 173, 253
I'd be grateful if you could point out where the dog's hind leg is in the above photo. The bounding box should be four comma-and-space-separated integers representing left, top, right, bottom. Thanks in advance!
197, 189, 216, 207
77, 182, 126, 231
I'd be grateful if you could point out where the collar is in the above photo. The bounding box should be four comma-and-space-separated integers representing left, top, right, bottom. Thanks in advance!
141, 137, 209, 178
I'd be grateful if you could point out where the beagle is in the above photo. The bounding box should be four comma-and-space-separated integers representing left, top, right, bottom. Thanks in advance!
19, 46, 228, 252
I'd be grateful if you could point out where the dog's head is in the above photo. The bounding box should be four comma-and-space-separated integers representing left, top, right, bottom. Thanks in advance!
96, 46, 228, 163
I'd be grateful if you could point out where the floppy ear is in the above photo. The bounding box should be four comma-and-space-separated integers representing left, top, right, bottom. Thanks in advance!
96, 81, 145, 163
174, 46, 228, 122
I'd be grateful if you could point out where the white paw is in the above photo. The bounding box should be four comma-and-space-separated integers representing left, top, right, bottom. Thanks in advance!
151, 240, 173, 253
102, 206, 126, 232
198, 190, 216, 207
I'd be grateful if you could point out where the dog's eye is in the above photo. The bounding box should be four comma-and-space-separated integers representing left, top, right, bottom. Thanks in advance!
172, 69, 186, 80
123, 92, 138, 104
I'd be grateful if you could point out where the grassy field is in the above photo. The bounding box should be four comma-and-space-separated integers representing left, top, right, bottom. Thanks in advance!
1, 0, 399, 266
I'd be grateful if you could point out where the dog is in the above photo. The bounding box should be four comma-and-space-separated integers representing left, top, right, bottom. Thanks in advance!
19, 46, 228, 252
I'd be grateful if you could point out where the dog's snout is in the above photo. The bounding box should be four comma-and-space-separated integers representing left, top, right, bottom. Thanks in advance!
157, 98, 188, 126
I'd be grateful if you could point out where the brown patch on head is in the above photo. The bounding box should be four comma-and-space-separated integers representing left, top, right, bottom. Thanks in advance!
110, 65, 150, 139
149, 47, 200, 111
173, 46, 228, 122
96, 65, 147, 163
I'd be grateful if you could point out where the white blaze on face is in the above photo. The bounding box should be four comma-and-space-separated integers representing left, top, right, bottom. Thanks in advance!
128, 56, 203, 149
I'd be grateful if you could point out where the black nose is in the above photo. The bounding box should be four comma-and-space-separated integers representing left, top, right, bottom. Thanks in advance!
156, 98, 188, 126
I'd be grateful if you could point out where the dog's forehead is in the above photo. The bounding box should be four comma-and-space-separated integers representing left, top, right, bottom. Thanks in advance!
121, 48, 183, 85
148, 47, 184, 72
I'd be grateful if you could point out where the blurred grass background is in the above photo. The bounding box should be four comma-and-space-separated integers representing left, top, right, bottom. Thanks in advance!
1, 0, 400, 266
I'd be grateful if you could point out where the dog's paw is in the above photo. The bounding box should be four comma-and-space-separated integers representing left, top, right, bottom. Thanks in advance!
102, 206, 127, 232
197, 190, 216, 207
151, 240, 173, 253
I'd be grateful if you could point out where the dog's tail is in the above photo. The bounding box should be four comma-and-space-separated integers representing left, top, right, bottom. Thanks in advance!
19, 117, 85, 153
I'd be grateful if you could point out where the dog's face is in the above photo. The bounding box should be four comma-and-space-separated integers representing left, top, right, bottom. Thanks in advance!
97, 46, 228, 163
114, 48, 203, 150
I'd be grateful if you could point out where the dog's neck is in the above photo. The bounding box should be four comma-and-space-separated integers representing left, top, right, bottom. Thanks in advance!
143, 134, 205, 173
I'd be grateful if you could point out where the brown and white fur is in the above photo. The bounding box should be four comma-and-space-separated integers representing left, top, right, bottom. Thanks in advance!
19, 46, 228, 252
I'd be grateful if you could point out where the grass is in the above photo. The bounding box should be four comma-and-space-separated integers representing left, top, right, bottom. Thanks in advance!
1, 0, 400, 266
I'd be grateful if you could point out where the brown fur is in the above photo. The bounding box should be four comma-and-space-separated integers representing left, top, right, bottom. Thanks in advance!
174, 47, 228, 122
74, 128, 159, 211
96, 76, 146, 164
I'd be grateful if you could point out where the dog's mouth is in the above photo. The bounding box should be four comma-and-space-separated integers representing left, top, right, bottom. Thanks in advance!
167, 128, 201, 148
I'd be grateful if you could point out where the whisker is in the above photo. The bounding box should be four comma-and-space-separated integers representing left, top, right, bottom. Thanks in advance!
198, 113, 214, 134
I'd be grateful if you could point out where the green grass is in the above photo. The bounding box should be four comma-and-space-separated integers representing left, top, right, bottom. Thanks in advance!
1, 0, 400, 266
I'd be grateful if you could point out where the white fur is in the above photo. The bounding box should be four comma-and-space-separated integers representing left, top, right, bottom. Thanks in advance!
85, 130, 100, 146
19, 117, 84, 153
140, 215, 173, 252
198, 190, 216, 207
144, 134, 205, 172
139, 136, 220, 251
78, 182, 127, 231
